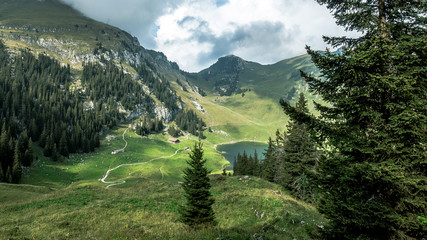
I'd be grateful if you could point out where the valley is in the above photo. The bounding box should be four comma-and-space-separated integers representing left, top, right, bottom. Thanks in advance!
0, 0, 327, 239
1, 0, 424, 239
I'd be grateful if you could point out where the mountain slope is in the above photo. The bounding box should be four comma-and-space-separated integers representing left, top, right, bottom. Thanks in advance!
188, 54, 317, 100
0, 176, 325, 239
180, 54, 321, 141
0, 0, 320, 142
0, 2, 327, 238
0, 0, 179, 72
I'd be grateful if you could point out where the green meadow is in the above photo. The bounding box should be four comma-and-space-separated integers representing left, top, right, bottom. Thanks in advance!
0, 124, 325, 239
1, 176, 325, 239
0, 1, 326, 238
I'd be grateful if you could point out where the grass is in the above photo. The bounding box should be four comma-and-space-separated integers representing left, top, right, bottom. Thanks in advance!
0, 125, 327, 239
22, 125, 228, 188
0, 1, 328, 238
0, 176, 325, 239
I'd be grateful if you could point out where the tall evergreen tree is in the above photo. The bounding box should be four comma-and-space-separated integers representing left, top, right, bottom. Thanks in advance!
280, 1, 426, 239
180, 141, 216, 228
12, 142, 22, 183
59, 132, 69, 157
280, 93, 319, 197
262, 137, 278, 182
22, 138, 33, 167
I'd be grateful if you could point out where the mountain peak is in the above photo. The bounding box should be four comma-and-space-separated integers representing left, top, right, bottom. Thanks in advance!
203, 54, 245, 76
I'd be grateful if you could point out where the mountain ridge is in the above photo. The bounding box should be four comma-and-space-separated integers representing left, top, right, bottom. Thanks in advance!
0, 0, 320, 140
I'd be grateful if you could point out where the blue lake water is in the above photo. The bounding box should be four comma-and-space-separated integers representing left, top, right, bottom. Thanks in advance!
217, 141, 268, 170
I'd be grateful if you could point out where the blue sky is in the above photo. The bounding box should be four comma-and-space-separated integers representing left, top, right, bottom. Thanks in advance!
216, 0, 229, 7
61, 0, 357, 72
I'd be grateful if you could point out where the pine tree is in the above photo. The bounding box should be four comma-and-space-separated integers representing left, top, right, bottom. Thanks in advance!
262, 137, 277, 182
180, 141, 216, 228
0, 128, 9, 180
280, 93, 319, 197
280, 1, 426, 239
43, 135, 53, 157
22, 138, 33, 167
12, 142, 22, 183
51, 143, 59, 162
59, 132, 69, 157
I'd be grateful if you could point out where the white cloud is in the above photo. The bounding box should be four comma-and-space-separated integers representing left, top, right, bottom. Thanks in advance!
61, 0, 358, 72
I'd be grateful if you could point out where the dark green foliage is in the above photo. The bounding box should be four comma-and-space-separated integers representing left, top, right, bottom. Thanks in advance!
0, 39, 155, 183
285, 87, 296, 101
167, 125, 181, 138
261, 137, 280, 182
280, 1, 427, 238
135, 117, 164, 136
174, 110, 206, 137
12, 142, 22, 183
22, 138, 33, 167
176, 79, 187, 92
180, 141, 216, 228
279, 94, 319, 201
59, 132, 69, 158
0, 42, 104, 164
134, 64, 180, 113
233, 150, 261, 177
197, 87, 206, 97
82, 61, 154, 113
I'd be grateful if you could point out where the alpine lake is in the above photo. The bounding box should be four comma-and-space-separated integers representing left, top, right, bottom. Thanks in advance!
217, 141, 268, 170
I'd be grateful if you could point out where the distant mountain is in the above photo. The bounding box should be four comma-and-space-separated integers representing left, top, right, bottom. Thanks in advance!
187, 54, 318, 101
0, 0, 320, 141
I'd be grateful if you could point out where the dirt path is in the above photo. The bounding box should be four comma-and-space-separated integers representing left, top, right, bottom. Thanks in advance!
100, 148, 182, 188
122, 127, 128, 150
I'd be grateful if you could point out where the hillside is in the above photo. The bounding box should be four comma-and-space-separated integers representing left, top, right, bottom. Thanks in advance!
0, 0, 178, 71
0, 0, 320, 141
181, 55, 321, 141
0, 1, 327, 238
188, 54, 317, 101
0, 176, 325, 239
0, 0, 324, 178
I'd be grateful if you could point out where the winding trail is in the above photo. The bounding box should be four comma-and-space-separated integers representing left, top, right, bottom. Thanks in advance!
100, 149, 182, 188
122, 127, 129, 150
100, 127, 182, 188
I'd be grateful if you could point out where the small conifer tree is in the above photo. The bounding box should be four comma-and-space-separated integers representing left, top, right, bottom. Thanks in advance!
180, 141, 216, 228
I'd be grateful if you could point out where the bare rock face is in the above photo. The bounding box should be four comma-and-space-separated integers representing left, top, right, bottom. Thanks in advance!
154, 105, 172, 122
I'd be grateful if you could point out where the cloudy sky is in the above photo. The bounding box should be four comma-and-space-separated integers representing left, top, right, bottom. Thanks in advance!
61, 0, 357, 72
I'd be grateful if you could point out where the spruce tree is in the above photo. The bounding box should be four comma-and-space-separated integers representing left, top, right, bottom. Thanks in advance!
262, 137, 278, 182
280, 93, 319, 198
180, 141, 216, 228
280, 1, 426, 239
59, 132, 69, 157
22, 138, 33, 167
12, 142, 22, 183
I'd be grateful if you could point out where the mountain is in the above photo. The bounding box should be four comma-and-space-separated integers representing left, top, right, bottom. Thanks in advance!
0, 0, 325, 171
0, 0, 178, 70
188, 54, 317, 100
0, 0, 320, 142
0, 1, 326, 238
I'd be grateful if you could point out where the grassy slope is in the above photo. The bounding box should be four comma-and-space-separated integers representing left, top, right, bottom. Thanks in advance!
181, 54, 320, 143
1, 176, 325, 239
22, 126, 228, 188
0, 126, 326, 239
0, 1, 326, 238
0, 0, 139, 68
